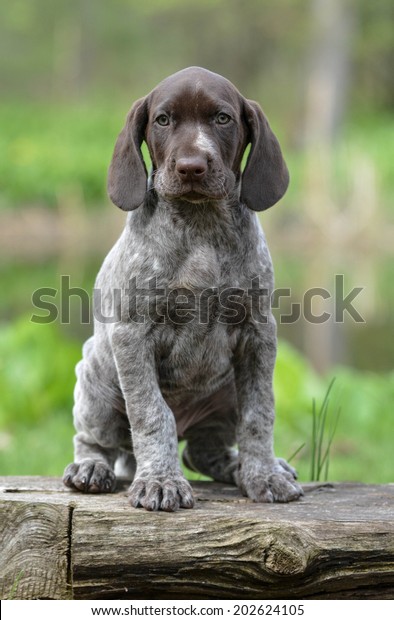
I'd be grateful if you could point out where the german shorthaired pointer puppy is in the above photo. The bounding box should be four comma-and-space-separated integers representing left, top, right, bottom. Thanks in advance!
63, 67, 303, 511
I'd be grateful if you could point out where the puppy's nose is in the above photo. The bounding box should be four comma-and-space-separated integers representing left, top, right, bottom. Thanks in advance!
176, 156, 207, 182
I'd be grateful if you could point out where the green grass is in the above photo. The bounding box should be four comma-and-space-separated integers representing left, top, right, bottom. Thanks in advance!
273, 341, 394, 484
309, 378, 340, 481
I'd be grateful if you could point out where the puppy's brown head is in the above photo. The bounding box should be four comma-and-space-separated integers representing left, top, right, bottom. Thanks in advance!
108, 67, 289, 211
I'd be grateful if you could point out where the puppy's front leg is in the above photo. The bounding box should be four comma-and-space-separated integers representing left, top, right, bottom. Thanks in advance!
111, 325, 194, 511
234, 317, 303, 503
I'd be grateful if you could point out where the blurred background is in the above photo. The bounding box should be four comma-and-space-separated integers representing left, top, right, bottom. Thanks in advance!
0, 0, 393, 483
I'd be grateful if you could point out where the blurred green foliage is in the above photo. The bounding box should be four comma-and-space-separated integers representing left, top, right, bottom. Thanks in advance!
0, 317, 80, 426
0, 103, 122, 208
0, 102, 156, 209
0, 0, 392, 109
274, 341, 394, 483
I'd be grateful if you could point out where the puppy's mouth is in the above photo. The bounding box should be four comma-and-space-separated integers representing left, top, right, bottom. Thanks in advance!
154, 171, 232, 203
166, 185, 226, 204
180, 189, 219, 203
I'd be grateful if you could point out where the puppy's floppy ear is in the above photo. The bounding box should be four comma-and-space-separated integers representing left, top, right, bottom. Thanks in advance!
241, 99, 289, 211
107, 97, 148, 210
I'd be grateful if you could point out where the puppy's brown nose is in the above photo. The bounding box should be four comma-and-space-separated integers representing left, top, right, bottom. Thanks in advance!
176, 156, 207, 182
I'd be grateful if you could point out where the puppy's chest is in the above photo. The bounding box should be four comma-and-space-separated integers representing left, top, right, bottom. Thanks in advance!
153, 247, 245, 393
168, 244, 224, 290
166, 242, 252, 290
159, 245, 251, 321
156, 320, 238, 395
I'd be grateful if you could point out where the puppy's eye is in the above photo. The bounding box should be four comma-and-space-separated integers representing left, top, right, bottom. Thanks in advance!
216, 112, 231, 125
156, 114, 170, 126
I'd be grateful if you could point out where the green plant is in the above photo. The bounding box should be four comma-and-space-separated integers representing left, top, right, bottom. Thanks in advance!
310, 378, 341, 481
287, 442, 306, 464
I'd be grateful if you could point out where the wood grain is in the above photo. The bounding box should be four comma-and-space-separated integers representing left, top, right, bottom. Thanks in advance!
0, 477, 393, 599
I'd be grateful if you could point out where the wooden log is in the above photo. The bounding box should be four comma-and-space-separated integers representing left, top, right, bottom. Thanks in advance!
0, 477, 393, 599
0, 477, 71, 600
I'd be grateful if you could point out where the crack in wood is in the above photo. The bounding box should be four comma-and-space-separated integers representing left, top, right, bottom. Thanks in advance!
66, 504, 75, 597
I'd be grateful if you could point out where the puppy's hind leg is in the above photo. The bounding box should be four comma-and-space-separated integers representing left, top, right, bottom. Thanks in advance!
182, 384, 239, 485
63, 347, 130, 494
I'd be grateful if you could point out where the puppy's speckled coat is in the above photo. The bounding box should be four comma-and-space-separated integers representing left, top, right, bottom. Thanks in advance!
63, 67, 303, 511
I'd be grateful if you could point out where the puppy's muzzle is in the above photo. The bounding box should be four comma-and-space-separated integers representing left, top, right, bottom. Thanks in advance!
175, 155, 208, 183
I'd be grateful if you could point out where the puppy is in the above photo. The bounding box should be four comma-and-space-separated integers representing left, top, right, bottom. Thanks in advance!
63, 67, 303, 511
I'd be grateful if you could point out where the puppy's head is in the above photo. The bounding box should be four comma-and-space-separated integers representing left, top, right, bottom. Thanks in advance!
108, 67, 289, 211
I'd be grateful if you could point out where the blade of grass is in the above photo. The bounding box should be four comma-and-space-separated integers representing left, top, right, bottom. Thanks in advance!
322, 406, 342, 481
317, 397, 330, 480
324, 450, 330, 482
311, 397, 316, 481
287, 442, 306, 464
316, 378, 336, 480
310, 378, 337, 481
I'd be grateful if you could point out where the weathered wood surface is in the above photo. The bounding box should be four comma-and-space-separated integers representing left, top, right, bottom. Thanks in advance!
0, 477, 393, 600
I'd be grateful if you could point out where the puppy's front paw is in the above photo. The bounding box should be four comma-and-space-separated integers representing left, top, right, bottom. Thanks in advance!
239, 457, 303, 503
63, 460, 116, 493
128, 475, 195, 512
